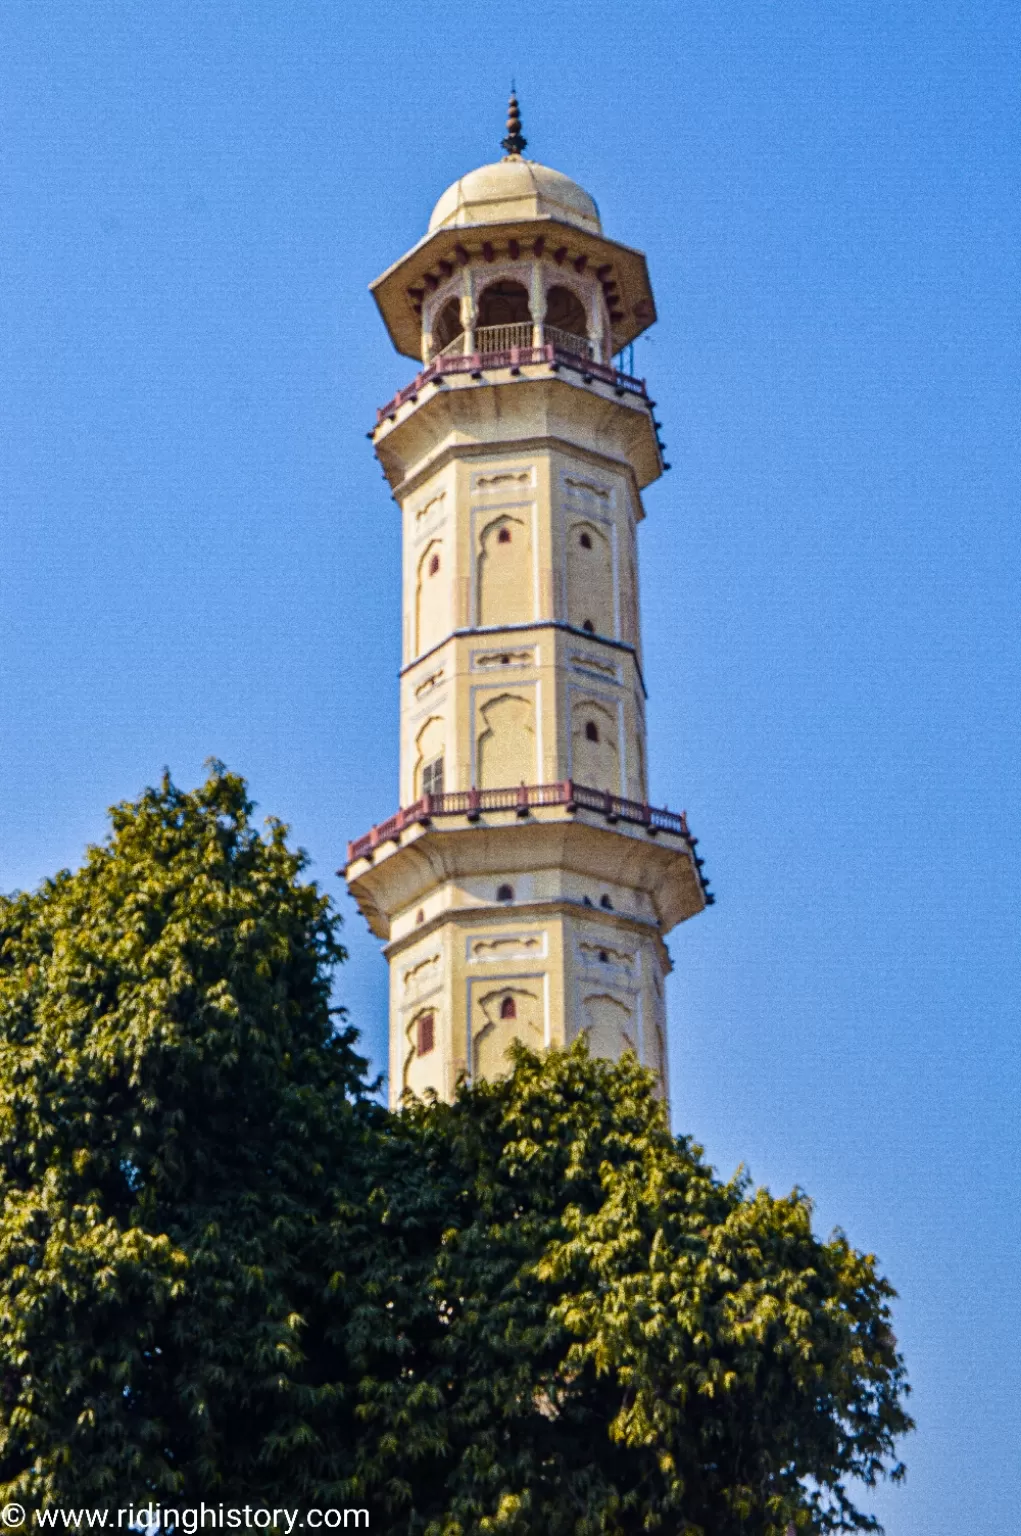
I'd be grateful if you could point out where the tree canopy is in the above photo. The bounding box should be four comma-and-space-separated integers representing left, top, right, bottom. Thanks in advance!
0, 767, 911, 1530
0, 766, 368, 1503
349, 1047, 911, 1535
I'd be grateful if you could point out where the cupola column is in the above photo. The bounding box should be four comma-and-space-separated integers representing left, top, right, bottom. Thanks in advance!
460, 275, 477, 356
530, 262, 546, 349
589, 288, 606, 362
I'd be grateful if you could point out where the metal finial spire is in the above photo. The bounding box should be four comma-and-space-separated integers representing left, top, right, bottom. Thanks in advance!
500, 88, 527, 158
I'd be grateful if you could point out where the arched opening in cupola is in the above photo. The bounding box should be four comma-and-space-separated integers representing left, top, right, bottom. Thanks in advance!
478, 280, 531, 325
432, 297, 463, 357
545, 284, 592, 359
477, 280, 532, 351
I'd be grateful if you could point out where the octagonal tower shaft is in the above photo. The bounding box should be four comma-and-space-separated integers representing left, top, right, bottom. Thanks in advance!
345, 145, 708, 1108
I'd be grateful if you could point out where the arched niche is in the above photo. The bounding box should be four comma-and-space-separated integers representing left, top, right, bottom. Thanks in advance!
476, 692, 536, 789
415, 539, 446, 656
477, 513, 533, 627
473, 984, 543, 1080
581, 993, 635, 1063
607, 518, 639, 649
566, 520, 615, 637
413, 715, 445, 798
571, 698, 619, 793
404, 1006, 441, 1096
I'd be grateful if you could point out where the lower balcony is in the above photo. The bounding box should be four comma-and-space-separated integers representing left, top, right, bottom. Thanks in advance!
346, 779, 708, 889
343, 781, 712, 941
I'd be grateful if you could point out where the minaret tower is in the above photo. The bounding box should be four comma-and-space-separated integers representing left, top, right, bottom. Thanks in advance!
345, 96, 712, 1106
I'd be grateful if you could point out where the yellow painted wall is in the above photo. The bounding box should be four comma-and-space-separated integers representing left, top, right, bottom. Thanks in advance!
387, 897, 668, 1106
363, 293, 689, 1107
397, 445, 653, 805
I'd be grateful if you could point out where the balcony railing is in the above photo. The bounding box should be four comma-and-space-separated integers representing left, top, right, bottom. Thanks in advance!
377, 342, 650, 425
433, 330, 467, 360
430, 322, 594, 365
346, 780, 696, 865
544, 324, 593, 359
476, 321, 533, 352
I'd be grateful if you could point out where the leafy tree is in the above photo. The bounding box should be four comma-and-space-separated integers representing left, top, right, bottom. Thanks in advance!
349, 1046, 912, 1535
0, 766, 911, 1529
0, 765, 369, 1504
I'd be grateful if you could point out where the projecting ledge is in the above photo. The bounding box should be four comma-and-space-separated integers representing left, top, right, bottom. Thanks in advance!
344, 810, 706, 941
372, 366, 664, 492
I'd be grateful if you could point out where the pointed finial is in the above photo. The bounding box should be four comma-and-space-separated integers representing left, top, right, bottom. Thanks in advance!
501, 88, 527, 158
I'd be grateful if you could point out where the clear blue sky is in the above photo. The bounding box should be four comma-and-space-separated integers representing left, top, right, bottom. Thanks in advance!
1, 3, 1017, 1527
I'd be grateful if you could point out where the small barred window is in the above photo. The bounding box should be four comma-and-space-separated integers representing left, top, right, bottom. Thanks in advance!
422, 756, 444, 798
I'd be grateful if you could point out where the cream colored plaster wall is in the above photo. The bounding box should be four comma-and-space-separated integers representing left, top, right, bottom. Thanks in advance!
563, 914, 667, 1084
402, 468, 456, 666
387, 895, 666, 1107
399, 476, 652, 797
549, 452, 643, 658
399, 627, 651, 804
378, 345, 678, 1107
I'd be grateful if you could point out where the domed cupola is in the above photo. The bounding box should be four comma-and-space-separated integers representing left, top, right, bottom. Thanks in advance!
427, 158, 602, 237
370, 92, 656, 363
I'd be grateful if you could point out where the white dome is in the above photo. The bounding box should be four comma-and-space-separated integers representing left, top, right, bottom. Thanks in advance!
428, 157, 601, 236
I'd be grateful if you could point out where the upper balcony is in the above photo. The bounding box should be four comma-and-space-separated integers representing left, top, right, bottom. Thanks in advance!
375, 329, 653, 423
342, 779, 713, 941
369, 332, 668, 492
374, 326, 660, 431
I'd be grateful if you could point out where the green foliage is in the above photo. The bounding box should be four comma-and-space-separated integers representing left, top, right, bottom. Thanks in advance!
350, 1047, 912, 1535
0, 765, 368, 1503
0, 767, 911, 1529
